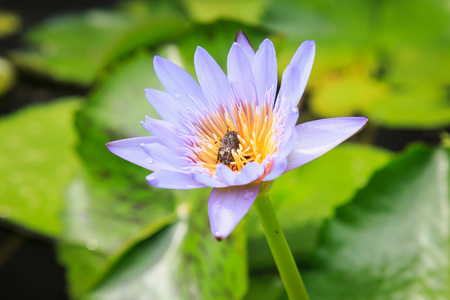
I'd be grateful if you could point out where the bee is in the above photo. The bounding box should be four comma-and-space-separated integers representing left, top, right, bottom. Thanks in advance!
216, 126, 240, 166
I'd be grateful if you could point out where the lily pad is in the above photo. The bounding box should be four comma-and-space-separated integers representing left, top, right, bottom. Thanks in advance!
309, 66, 389, 118
60, 48, 189, 297
366, 84, 450, 129
306, 145, 450, 299
0, 97, 81, 237
264, 0, 450, 129
375, 0, 450, 86
182, 0, 269, 25
11, 0, 189, 85
76, 49, 165, 179
247, 144, 392, 269
59, 172, 178, 297
83, 189, 247, 300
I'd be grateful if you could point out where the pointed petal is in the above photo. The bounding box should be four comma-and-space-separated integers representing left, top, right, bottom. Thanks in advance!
278, 40, 315, 107
227, 42, 256, 104
194, 46, 230, 109
141, 116, 182, 150
253, 39, 277, 105
262, 157, 287, 181
277, 66, 301, 107
106, 137, 158, 171
235, 30, 255, 64
146, 170, 205, 189
144, 88, 185, 127
285, 117, 368, 172
153, 55, 207, 109
209, 182, 261, 239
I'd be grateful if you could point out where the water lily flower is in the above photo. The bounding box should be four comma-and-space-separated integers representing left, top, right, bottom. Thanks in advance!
106, 31, 367, 240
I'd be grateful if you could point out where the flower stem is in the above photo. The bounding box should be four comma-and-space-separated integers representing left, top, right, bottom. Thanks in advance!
254, 191, 309, 300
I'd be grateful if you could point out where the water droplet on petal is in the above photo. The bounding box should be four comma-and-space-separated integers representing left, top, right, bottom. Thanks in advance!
291, 107, 298, 113
174, 93, 180, 98
146, 158, 153, 164
147, 175, 155, 181
244, 191, 254, 200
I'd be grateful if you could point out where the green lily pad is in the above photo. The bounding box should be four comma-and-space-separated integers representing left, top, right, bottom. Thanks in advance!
76, 49, 166, 179
264, 0, 374, 75
60, 49, 190, 297
247, 144, 392, 269
0, 97, 82, 237
366, 84, 450, 129
309, 67, 389, 118
305, 145, 450, 299
11, 0, 189, 86
376, 0, 450, 86
83, 189, 247, 300
264, 0, 450, 129
182, 0, 269, 25
59, 172, 178, 297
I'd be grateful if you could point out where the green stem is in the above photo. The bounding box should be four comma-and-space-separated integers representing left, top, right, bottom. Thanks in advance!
254, 191, 309, 300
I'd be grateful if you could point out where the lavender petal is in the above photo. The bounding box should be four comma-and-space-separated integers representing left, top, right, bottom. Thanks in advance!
278, 40, 315, 107
106, 137, 159, 171
252, 39, 277, 106
194, 46, 230, 109
146, 170, 205, 189
208, 182, 261, 239
285, 117, 368, 172
153, 55, 207, 109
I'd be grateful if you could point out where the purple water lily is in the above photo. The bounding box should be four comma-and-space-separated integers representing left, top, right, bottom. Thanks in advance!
106, 31, 367, 239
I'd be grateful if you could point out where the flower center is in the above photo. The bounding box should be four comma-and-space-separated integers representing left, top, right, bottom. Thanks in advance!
187, 100, 277, 175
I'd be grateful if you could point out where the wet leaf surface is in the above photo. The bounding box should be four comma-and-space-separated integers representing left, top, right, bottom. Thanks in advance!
0, 97, 81, 236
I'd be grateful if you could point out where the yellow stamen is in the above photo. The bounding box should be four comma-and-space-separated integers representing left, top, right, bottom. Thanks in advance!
190, 100, 278, 176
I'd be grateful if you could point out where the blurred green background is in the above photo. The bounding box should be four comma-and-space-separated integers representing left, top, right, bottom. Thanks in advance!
0, 0, 449, 299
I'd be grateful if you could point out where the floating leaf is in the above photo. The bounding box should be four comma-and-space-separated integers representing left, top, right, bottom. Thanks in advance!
306, 145, 450, 299
247, 144, 392, 269
182, 0, 269, 25
265, 0, 450, 129
375, 0, 450, 86
264, 0, 374, 75
76, 49, 166, 180
366, 84, 450, 129
11, 0, 189, 85
60, 49, 186, 297
0, 97, 81, 236
60, 173, 177, 297
84, 189, 247, 300
309, 63, 389, 118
